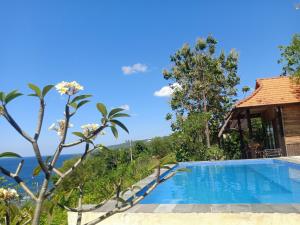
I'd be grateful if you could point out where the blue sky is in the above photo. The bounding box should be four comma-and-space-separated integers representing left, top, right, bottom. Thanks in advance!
0, 0, 299, 156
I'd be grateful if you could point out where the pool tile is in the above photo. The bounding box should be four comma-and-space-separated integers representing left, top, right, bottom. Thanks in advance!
250, 204, 274, 213
211, 204, 231, 213
269, 205, 298, 213
291, 204, 300, 213
154, 204, 177, 213
136, 204, 158, 213
173, 204, 194, 213
127, 204, 142, 213
230, 204, 251, 212
191, 204, 212, 213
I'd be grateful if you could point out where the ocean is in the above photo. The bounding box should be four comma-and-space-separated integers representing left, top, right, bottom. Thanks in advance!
0, 154, 75, 194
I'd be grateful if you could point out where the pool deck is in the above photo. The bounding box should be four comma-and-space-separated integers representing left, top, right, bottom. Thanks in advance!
68, 157, 300, 224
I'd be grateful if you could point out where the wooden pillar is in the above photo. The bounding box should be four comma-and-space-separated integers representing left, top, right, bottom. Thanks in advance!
277, 107, 284, 137
277, 106, 287, 156
246, 109, 253, 139
237, 114, 246, 159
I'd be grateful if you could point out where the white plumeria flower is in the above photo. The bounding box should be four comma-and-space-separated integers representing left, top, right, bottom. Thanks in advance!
81, 123, 100, 139
55, 81, 84, 96
49, 119, 74, 138
0, 188, 19, 201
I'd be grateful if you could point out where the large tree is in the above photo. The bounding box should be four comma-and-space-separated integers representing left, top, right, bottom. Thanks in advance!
163, 36, 240, 148
279, 34, 300, 81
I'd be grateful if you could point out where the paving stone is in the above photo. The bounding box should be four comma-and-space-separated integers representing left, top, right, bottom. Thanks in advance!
250, 204, 274, 213
172, 204, 194, 213
153, 204, 177, 213
269, 205, 298, 213
191, 204, 212, 213
127, 204, 142, 213
211, 204, 231, 213
136, 204, 158, 213
95, 200, 118, 212
230, 204, 251, 212
291, 204, 300, 213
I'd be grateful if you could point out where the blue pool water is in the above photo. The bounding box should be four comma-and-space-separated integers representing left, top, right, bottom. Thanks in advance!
140, 159, 300, 204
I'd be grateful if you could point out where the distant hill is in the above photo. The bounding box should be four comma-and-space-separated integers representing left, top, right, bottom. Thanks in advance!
108, 138, 152, 149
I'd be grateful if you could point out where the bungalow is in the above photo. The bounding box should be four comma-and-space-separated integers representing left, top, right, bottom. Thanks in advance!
218, 76, 300, 158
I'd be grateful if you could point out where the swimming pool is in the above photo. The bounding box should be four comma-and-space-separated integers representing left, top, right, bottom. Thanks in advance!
140, 159, 300, 204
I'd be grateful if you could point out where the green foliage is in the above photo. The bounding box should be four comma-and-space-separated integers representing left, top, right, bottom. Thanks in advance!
242, 85, 250, 94
163, 36, 240, 149
133, 141, 149, 155
147, 136, 173, 158
205, 145, 225, 160
44, 136, 175, 224
221, 132, 241, 159
171, 113, 207, 161
279, 34, 300, 80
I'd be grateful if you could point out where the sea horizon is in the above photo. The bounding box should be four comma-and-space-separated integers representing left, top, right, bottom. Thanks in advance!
0, 154, 76, 195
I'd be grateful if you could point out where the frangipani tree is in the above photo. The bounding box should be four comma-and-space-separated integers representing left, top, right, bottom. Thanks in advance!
0, 81, 129, 225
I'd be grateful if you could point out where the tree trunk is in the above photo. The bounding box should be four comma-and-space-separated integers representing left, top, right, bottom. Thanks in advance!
31, 179, 49, 225
202, 91, 211, 148
76, 185, 83, 225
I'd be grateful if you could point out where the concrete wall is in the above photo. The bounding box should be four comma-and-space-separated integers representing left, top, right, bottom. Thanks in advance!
68, 212, 300, 225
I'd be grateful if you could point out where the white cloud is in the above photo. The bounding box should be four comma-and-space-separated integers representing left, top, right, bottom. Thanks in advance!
154, 83, 182, 97
121, 63, 148, 75
119, 104, 130, 111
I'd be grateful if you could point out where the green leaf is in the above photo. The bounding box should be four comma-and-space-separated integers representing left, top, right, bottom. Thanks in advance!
108, 108, 125, 118
97, 103, 107, 117
5, 90, 23, 104
77, 100, 90, 109
111, 113, 130, 119
0, 152, 21, 158
28, 83, 41, 97
42, 85, 54, 97
72, 132, 86, 139
32, 165, 42, 177
110, 119, 129, 134
69, 102, 78, 109
111, 126, 118, 139
71, 94, 92, 104
32, 156, 51, 177
0, 92, 5, 102
28, 93, 39, 97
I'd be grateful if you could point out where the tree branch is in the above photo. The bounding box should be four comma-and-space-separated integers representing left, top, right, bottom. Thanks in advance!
82, 165, 165, 225
52, 168, 63, 177
46, 145, 98, 197
49, 97, 71, 169
3, 106, 34, 143
58, 198, 110, 213
0, 163, 37, 201
3, 106, 48, 175
34, 99, 45, 141
32, 142, 49, 175
61, 125, 107, 148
